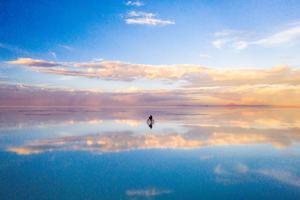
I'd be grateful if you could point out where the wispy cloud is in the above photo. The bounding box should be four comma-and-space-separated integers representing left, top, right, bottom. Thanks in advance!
212, 39, 228, 49
49, 51, 57, 59
0, 42, 29, 55
254, 26, 300, 46
126, 0, 144, 7
125, 11, 175, 26
212, 30, 250, 50
212, 22, 300, 50
58, 44, 74, 51
199, 53, 211, 59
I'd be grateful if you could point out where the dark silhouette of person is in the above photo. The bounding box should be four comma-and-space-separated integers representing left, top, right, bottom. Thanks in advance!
147, 115, 154, 129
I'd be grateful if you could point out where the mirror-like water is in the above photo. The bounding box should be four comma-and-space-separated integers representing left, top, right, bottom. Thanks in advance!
0, 107, 300, 199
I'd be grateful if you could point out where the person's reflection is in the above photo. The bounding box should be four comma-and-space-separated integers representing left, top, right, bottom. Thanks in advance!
147, 115, 155, 129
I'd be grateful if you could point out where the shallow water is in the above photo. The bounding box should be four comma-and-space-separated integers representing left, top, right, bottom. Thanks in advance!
0, 107, 300, 199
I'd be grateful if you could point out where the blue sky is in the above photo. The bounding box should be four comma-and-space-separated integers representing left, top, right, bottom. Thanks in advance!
2, 0, 300, 66
1, 0, 300, 106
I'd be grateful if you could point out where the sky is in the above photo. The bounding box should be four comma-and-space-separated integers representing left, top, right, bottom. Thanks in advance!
1, 0, 300, 106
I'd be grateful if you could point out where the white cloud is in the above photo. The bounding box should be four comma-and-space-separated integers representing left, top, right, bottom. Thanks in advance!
254, 26, 300, 46
126, 17, 175, 26
213, 22, 300, 50
212, 30, 249, 50
232, 40, 248, 50
125, 11, 175, 26
212, 39, 229, 49
128, 11, 154, 18
126, 0, 143, 7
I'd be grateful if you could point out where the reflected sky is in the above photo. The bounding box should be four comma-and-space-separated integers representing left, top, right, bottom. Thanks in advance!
0, 107, 300, 199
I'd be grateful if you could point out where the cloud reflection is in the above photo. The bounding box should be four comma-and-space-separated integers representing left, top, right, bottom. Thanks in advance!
2, 107, 300, 155
126, 188, 172, 197
257, 169, 300, 187
7, 127, 300, 155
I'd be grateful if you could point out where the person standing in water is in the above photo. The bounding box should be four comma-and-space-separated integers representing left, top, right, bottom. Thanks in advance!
147, 115, 154, 129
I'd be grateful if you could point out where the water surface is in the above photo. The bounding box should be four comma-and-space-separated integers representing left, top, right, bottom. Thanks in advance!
0, 107, 300, 199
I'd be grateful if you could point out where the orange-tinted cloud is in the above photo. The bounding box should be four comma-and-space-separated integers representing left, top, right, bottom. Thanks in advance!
4, 58, 300, 106
7, 58, 59, 67
7, 58, 300, 85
